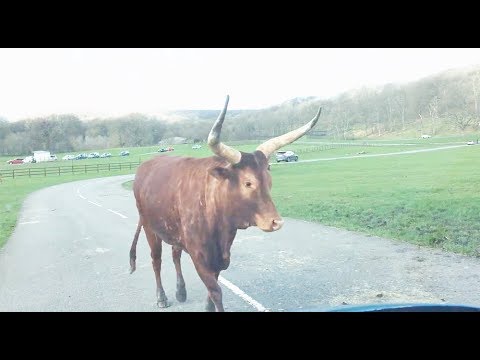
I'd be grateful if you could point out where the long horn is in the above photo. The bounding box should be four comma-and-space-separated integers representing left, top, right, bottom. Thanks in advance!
207, 95, 242, 164
256, 106, 322, 159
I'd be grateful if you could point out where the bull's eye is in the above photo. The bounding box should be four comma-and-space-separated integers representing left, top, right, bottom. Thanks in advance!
245, 181, 252, 188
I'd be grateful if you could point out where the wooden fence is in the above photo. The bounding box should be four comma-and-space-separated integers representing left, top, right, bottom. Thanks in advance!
0, 143, 376, 179
0, 160, 141, 179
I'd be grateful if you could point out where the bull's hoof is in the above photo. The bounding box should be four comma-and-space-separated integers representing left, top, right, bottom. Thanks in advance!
129, 258, 136, 274
176, 288, 187, 303
157, 299, 170, 308
205, 301, 216, 312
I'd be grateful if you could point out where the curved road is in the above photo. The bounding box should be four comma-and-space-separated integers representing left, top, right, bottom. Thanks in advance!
1, 172, 480, 311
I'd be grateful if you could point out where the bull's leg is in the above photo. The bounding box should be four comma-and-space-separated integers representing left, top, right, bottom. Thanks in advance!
172, 246, 187, 302
193, 265, 223, 312
205, 295, 215, 312
205, 272, 220, 312
144, 226, 169, 308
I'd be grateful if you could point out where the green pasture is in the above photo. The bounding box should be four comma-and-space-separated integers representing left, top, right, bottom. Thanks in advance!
270, 145, 480, 256
300, 134, 479, 145
1, 142, 443, 171
2, 142, 479, 257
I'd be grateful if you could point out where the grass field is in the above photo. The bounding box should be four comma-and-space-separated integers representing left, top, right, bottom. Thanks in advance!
2, 141, 480, 257
271, 145, 480, 256
301, 133, 479, 145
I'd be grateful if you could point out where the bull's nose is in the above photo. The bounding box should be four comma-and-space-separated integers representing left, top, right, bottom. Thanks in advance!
272, 219, 284, 231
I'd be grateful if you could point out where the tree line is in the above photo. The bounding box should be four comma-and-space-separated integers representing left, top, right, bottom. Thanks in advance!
233, 66, 480, 140
1, 65, 480, 155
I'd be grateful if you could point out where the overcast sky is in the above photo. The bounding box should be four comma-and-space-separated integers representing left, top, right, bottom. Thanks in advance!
1, 48, 480, 121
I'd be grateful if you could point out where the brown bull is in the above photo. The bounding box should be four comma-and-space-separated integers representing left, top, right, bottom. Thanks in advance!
129, 96, 321, 311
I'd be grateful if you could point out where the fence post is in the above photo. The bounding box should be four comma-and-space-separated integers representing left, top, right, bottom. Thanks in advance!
85, 165, 87, 173
97, 164, 99, 173
109, 163, 111, 171
44, 167, 46, 177
29, 168, 31, 177
59, 167, 60, 176
13, 169, 15, 179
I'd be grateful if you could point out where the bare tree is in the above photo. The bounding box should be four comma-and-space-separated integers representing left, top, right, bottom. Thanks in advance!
472, 71, 480, 118
382, 85, 398, 132
428, 96, 440, 135
384, 97, 395, 132
418, 113, 424, 134
448, 112, 475, 131
373, 102, 382, 136
395, 91, 407, 130
340, 110, 351, 140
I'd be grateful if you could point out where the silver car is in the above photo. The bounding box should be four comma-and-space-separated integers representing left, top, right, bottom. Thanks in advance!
275, 150, 298, 162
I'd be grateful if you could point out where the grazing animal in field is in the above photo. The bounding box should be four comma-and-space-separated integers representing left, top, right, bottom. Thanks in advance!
129, 96, 321, 311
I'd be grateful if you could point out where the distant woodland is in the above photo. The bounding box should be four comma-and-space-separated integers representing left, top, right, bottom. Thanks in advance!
1, 65, 479, 155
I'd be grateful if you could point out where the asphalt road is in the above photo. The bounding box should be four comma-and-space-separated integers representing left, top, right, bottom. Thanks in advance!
1, 172, 480, 312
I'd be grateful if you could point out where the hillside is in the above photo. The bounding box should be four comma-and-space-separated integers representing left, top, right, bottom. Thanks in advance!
228, 64, 480, 140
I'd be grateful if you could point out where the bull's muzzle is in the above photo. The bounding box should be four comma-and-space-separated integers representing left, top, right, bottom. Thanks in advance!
271, 219, 284, 231
255, 214, 284, 232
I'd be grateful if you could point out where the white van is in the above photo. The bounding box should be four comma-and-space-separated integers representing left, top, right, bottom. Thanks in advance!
23, 156, 36, 163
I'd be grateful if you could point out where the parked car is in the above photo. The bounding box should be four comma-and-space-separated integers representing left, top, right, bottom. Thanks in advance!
467, 141, 475, 145
421, 134, 431, 139
87, 152, 100, 158
62, 154, 75, 160
120, 150, 130, 156
49, 154, 58, 161
275, 150, 299, 162
158, 147, 174, 153
6, 158, 24, 164
75, 153, 87, 160
192, 144, 202, 149
100, 152, 112, 158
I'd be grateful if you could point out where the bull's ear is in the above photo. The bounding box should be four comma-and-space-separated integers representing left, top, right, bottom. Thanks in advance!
209, 167, 231, 180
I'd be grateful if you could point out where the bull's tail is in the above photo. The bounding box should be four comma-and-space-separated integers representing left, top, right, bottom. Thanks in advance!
129, 220, 142, 274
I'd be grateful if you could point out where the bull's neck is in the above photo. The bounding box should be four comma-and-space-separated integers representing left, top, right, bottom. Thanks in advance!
206, 177, 243, 231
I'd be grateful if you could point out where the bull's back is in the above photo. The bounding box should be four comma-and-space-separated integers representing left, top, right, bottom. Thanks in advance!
134, 155, 212, 199
133, 155, 179, 200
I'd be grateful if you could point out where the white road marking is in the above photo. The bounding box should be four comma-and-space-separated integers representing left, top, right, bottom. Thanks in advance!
270, 144, 467, 165
218, 275, 270, 312
18, 221, 40, 225
88, 200, 102, 207
95, 247, 110, 253
76, 187, 86, 199
107, 209, 128, 219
